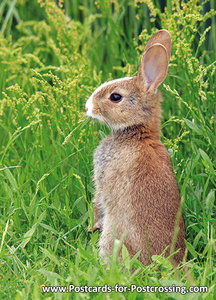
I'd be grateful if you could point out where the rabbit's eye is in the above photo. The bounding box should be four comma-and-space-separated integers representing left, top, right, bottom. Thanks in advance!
110, 93, 122, 103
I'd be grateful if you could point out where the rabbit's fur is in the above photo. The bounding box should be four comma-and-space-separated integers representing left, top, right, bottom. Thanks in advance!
86, 30, 186, 265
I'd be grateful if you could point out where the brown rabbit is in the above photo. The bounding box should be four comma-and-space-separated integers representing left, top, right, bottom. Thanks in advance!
86, 30, 186, 266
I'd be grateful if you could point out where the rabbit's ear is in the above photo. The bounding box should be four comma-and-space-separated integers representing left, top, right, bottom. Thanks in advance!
144, 29, 171, 62
138, 43, 169, 92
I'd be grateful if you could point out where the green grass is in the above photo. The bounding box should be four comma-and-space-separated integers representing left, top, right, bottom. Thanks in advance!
0, 0, 215, 299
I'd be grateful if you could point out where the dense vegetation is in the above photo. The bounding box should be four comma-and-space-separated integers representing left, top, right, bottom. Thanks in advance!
0, 0, 215, 299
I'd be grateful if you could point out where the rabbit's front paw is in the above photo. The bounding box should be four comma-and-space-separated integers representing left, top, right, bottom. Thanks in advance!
88, 221, 101, 233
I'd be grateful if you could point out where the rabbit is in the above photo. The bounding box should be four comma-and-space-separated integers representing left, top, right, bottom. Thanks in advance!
85, 30, 186, 266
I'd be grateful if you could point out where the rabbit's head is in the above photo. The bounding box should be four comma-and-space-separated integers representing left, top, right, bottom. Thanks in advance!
85, 30, 171, 131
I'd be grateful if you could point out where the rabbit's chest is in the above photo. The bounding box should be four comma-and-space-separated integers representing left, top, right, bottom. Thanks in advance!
93, 138, 128, 183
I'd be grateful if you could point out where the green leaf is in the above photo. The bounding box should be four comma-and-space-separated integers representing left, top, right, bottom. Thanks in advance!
184, 239, 199, 259
122, 244, 130, 270
37, 269, 64, 283
19, 211, 46, 249
39, 223, 58, 235
40, 247, 60, 265
19, 224, 37, 249
184, 118, 203, 135
199, 149, 215, 176
79, 247, 93, 261
205, 190, 215, 214
4, 167, 18, 191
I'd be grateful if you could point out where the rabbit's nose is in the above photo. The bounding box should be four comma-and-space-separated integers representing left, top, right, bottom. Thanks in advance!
85, 106, 88, 111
